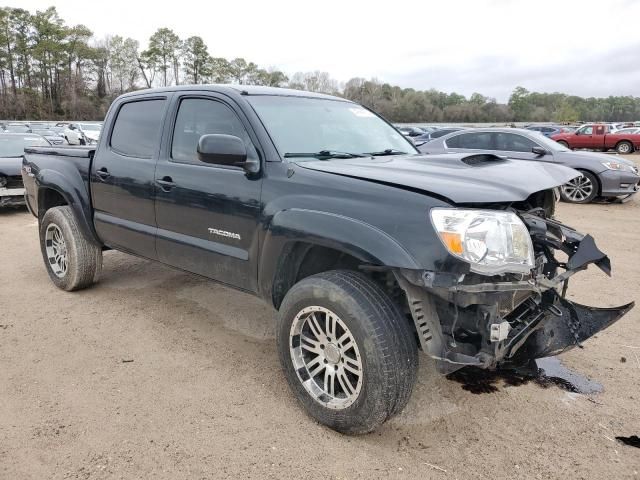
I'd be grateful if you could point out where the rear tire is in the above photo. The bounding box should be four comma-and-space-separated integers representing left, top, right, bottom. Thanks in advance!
616, 141, 633, 154
560, 170, 598, 204
39, 206, 102, 291
277, 270, 418, 434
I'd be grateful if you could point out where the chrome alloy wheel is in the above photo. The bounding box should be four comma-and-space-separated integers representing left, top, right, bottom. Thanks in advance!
289, 306, 363, 410
561, 175, 594, 202
45, 223, 68, 278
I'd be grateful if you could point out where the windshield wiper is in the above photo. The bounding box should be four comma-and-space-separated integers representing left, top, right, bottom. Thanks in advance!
365, 149, 407, 156
283, 150, 366, 160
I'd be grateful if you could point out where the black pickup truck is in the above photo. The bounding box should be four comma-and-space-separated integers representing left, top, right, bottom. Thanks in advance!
22, 85, 633, 434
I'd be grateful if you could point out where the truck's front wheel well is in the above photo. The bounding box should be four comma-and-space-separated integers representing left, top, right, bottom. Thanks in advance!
271, 243, 407, 310
38, 188, 68, 220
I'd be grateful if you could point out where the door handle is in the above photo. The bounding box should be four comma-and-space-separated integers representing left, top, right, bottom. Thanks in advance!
96, 167, 110, 180
156, 176, 175, 191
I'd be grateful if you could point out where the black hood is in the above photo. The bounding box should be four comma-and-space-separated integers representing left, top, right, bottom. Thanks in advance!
295, 153, 579, 203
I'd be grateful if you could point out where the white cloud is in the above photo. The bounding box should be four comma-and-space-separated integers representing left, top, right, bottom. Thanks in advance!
13, 0, 640, 101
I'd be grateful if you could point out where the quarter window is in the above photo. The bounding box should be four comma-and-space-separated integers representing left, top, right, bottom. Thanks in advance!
110, 99, 166, 158
171, 98, 257, 164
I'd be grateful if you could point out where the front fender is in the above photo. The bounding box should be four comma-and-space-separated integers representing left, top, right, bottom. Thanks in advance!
258, 208, 420, 302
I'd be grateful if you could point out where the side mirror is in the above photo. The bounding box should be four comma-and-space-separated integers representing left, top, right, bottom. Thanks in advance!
197, 134, 258, 173
531, 146, 547, 156
575, 131, 581, 136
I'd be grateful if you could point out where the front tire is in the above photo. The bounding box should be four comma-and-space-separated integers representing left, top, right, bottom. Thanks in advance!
277, 270, 418, 434
560, 171, 598, 204
556, 140, 569, 149
39, 206, 102, 291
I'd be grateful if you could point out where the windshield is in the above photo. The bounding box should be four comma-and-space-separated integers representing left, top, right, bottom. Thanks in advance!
0, 135, 49, 157
247, 96, 416, 158
80, 124, 101, 131
529, 131, 570, 152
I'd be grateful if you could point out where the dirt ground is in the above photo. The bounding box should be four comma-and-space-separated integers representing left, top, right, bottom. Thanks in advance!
1, 198, 639, 479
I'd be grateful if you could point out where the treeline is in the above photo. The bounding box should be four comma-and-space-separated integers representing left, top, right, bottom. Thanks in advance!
1, 6, 640, 123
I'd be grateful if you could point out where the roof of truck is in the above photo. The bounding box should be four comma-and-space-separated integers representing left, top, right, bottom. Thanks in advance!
118, 84, 349, 102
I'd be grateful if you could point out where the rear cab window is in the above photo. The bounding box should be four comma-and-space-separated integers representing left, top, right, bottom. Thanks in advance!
110, 98, 167, 158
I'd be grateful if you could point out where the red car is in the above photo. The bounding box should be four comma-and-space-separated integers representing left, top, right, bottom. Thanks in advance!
551, 124, 640, 154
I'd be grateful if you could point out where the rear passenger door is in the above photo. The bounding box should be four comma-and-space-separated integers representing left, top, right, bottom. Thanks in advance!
443, 131, 494, 152
154, 93, 263, 292
91, 96, 169, 259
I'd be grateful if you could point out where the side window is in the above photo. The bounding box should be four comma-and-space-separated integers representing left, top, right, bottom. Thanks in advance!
594, 125, 605, 135
578, 126, 593, 135
446, 132, 493, 149
494, 133, 537, 152
171, 98, 257, 165
111, 99, 166, 158
444, 134, 463, 148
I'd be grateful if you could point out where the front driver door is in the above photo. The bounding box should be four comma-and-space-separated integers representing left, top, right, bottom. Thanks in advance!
154, 94, 263, 292
572, 125, 594, 149
492, 132, 555, 163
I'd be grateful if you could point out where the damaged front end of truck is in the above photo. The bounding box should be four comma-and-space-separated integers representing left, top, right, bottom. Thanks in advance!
397, 208, 633, 373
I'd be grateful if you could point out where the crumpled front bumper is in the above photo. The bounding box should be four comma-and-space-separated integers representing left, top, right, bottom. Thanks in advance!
397, 211, 634, 373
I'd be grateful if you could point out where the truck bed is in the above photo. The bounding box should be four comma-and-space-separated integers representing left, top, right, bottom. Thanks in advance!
24, 145, 95, 159
22, 145, 96, 219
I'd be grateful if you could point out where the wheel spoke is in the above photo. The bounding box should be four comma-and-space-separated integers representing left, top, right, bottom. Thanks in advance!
307, 313, 324, 340
343, 354, 361, 372
300, 334, 321, 354
324, 369, 335, 396
340, 338, 355, 352
337, 370, 355, 396
326, 313, 337, 339
308, 359, 325, 378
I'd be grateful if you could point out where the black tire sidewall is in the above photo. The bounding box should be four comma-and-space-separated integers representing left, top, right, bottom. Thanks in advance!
277, 274, 398, 434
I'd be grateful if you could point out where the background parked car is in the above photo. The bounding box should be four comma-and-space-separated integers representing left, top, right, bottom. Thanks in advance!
396, 126, 426, 137
419, 127, 639, 203
4, 123, 31, 133
525, 125, 576, 137
64, 122, 102, 145
0, 132, 50, 207
31, 128, 65, 145
551, 123, 640, 154
612, 127, 640, 135
413, 126, 469, 145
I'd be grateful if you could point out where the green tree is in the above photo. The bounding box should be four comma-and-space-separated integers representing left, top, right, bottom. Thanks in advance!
143, 27, 180, 86
182, 36, 210, 84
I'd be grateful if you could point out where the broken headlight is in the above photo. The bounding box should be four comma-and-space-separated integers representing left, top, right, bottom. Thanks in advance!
430, 208, 534, 275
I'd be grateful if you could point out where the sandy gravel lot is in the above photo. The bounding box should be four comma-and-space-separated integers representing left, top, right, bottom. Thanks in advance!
1, 198, 639, 479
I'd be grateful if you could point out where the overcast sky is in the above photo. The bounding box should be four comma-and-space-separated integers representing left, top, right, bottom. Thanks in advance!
13, 0, 640, 102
